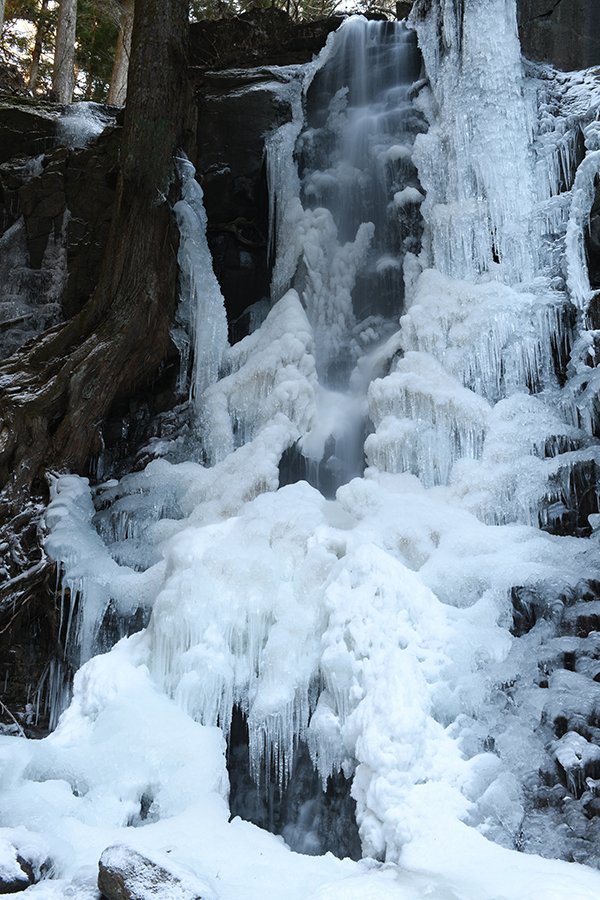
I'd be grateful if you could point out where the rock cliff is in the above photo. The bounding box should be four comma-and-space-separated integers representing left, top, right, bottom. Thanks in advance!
518, 0, 600, 70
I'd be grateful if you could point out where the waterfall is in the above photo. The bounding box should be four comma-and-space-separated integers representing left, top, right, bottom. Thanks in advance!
4, 4, 600, 897
266, 19, 425, 493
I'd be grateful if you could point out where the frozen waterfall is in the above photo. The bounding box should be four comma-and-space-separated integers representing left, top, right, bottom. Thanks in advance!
3, 3, 600, 898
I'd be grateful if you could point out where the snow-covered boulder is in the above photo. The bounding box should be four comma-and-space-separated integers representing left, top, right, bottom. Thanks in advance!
98, 845, 213, 900
0, 837, 35, 894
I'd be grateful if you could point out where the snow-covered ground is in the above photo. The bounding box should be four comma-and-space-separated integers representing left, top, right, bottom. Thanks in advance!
3, 633, 600, 898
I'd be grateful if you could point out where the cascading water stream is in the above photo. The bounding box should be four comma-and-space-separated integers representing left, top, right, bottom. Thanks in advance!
267, 20, 425, 495
4, 4, 600, 896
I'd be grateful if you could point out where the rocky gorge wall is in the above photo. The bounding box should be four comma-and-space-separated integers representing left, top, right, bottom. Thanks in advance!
518, 0, 600, 71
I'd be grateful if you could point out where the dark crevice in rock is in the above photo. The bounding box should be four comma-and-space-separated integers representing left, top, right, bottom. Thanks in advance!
227, 705, 362, 860
586, 175, 600, 290
527, 0, 565, 23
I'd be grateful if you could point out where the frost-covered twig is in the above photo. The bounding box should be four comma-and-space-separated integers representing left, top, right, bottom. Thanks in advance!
0, 699, 26, 737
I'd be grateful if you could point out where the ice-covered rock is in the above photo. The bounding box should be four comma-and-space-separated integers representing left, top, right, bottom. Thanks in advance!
0, 839, 33, 894
98, 845, 213, 900
57, 103, 114, 149
0, 829, 50, 894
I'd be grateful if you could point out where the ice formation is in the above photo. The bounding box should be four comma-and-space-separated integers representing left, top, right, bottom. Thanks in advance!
3, 2, 600, 898
57, 102, 115, 149
173, 155, 229, 401
413, 0, 535, 283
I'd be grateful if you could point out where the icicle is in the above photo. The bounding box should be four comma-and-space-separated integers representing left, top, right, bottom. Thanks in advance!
400, 269, 570, 403
200, 290, 317, 466
173, 154, 229, 404
565, 150, 600, 313
366, 351, 490, 487
266, 28, 339, 301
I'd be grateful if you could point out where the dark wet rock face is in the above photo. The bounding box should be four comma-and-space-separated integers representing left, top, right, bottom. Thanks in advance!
194, 67, 294, 331
190, 9, 344, 70
0, 96, 60, 165
0, 112, 120, 360
227, 706, 362, 860
0, 581, 58, 736
62, 128, 120, 317
518, 0, 600, 70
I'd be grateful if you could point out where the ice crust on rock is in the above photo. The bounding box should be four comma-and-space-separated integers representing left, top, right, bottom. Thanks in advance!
4, 5, 600, 899
57, 102, 115, 149
0, 211, 68, 358
565, 150, 600, 313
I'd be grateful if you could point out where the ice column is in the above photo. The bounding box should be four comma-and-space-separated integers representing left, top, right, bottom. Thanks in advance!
412, 0, 536, 284
173, 155, 229, 403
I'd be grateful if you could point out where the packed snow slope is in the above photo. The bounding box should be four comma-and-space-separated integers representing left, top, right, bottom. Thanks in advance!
3, 1, 600, 897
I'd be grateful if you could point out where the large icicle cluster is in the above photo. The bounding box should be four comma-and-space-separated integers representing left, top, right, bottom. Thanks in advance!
200, 290, 317, 465
413, 0, 535, 283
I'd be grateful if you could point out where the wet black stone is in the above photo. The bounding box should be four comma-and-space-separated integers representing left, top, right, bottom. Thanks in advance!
518, 0, 600, 70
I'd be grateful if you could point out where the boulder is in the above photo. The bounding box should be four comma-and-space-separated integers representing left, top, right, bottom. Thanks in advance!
0, 839, 35, 895
0, 95, 60, 165
98, 846, 210, 900
0, 860, 32, 895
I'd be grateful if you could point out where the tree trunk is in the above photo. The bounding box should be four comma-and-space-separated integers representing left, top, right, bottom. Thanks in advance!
0, 0, 5, 41
52, 0, 77, 103
107, 0, 134, 106
0, 0, 191, 644
28, 0, 50, 93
